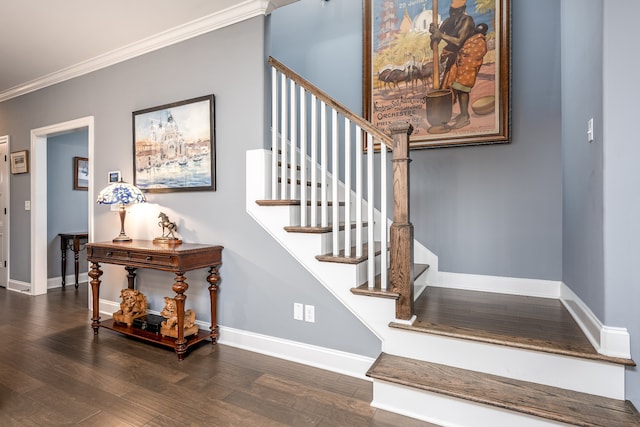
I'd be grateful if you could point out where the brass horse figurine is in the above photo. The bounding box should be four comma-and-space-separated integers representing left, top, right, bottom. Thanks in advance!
155, 212, 181, 244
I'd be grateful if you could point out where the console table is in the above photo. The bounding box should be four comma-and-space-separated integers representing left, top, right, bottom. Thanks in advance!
59, 232, 88, 288
86, 240, 223, 360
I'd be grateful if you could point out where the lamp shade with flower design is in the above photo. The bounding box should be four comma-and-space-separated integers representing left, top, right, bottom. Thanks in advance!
96, 179, 146, 242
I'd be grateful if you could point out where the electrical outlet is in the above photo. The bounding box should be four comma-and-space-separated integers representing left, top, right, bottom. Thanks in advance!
304, 304, 315, 323
293, 302, 304, 320
24, 200, 31, 211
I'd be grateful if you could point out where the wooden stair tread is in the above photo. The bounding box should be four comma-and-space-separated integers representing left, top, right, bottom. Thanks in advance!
256, 199, 345, 207
316, 242, 383, 264
284, 222, 366, 234
351, 264, 429, 299
368, 353, 640, 427
390, 287, 635, 366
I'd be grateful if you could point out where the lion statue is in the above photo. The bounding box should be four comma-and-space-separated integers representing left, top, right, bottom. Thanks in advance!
160, 296, 198, 338
113, 289, 147, 326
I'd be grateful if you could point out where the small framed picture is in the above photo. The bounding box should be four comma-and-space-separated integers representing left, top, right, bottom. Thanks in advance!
74, 157, 89, 190
10, 150, 29, 174
108, 170, 121, 183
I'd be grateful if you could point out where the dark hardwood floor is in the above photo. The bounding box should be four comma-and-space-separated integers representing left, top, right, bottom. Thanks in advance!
0, 284, 437, 426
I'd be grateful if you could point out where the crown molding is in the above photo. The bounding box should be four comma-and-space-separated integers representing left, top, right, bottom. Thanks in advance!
0, 0, 292, 103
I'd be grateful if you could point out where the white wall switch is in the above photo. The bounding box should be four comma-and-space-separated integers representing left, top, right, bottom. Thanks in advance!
293, 302, 304, 320
304, 304, 315, 323
587, 118, 594, 143
24, 201, 31, 211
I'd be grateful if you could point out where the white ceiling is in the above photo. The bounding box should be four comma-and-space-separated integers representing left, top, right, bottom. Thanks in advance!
0, 0, 295, 101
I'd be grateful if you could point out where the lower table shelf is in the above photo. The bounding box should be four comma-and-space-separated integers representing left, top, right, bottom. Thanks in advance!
100, 318, 215, 353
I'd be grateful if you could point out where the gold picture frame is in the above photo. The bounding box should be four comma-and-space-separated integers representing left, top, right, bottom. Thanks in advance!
364, 0, 511, 149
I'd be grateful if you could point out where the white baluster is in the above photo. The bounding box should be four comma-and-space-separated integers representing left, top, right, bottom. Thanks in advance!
320, 101, 328, 228
380, 143, 388, 291
310, 95, 318, 227
290, 79, 297, 201
343, 118, 352, 258
356, 127, 363, 258
332, 109, 339, 256
299, 87, 307, 227
280, 73, 288, 200
367, 134, 375, 289
271, 68, 278, 200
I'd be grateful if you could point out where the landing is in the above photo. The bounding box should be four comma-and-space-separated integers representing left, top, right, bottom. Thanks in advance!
390, 287, 634, 366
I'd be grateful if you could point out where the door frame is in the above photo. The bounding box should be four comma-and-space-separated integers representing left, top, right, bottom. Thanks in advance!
0, 135, 9, 288
30, 117, 94, 295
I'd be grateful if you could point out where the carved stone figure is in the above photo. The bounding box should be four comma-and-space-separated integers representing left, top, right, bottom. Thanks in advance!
160, 296, 198, 338
113, 289, 147, 326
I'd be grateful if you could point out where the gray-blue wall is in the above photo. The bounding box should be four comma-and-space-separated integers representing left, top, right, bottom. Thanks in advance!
47, 130, 89, 279
0, 16, 381, 358
602, 0, 640, 405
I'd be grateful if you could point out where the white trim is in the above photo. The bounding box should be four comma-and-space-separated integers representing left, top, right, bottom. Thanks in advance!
30, 116, 94, 296
430, 271, 562, 299
7, 279, 31, 293
0, 0, 295, 102
218, 325, 375, 380
47, 273, 89, 290
96, 294, 374, 380
560, 282, 631, 359
0, 136, 9, 289
371, 381, 565, 427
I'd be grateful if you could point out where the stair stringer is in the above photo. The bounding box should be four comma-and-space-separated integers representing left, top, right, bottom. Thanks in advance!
246, 149, 626, 401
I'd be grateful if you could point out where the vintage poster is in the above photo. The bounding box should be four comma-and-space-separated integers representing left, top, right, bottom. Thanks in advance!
364, 0, 510, 148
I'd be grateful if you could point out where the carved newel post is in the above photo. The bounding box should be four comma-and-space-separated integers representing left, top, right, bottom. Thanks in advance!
389, 121, 414, 320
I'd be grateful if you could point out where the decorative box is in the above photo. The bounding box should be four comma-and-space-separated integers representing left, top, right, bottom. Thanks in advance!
132, 314, 165, 334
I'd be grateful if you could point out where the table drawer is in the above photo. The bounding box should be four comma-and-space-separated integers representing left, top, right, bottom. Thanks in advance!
89, 247, 177, 268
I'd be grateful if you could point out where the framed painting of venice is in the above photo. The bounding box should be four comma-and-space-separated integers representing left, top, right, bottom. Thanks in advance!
133, 95, 216, 193
364, 0, 510, 149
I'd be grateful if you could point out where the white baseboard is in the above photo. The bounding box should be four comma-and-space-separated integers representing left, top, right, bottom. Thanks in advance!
7, 279, 31, 293
560, 282, 631, 359
218, 325, 375, 380
430, 271, 562, 298
96, 296, 375, 379
47, 273, 88, 289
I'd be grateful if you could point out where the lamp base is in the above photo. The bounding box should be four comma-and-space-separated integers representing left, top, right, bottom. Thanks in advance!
112, 235, 132, 243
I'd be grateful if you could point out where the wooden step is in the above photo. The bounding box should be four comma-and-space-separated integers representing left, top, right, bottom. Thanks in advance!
390, 287, 635, 366
368, 352, 640, 427
255, 199, 345, 207
315, 242, 383, 264
284, 222, 366, 234
350, 263, 429, 299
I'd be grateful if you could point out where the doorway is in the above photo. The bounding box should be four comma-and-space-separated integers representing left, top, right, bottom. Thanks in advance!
0, 136, 8, 287
30, 117, 95, 296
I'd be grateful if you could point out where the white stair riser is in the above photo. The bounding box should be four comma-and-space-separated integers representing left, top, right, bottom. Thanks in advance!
371, 381, 572, 427
383, 328, 625, 399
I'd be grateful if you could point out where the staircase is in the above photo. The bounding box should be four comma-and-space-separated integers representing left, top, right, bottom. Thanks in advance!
245, 57, 639, 426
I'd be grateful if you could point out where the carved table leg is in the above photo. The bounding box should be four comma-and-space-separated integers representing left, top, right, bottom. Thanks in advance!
207, 264, 221, 344
73, 236, 81, 288
172, 272, 188, 360
125, 266, 137, 289
60, 237, 67, 287
88, 261, 103, 334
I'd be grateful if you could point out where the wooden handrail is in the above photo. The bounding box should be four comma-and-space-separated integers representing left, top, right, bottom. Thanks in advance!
269, 56, 393, 149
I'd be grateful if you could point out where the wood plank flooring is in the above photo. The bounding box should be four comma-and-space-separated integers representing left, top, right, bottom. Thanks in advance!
0, 285, 437, 426
390, 286, 635, 366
